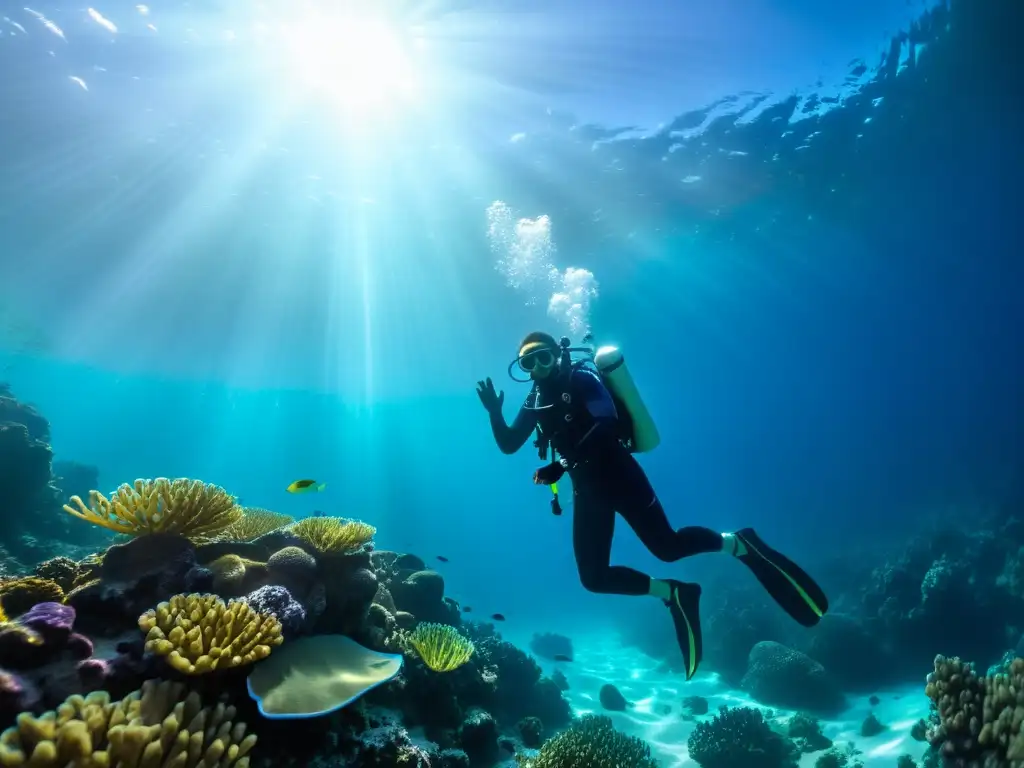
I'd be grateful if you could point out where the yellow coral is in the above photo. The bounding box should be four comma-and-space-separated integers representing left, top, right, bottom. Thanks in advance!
0, 678, 256, 767
138, 593, 283, 675
63, 478, 243, 541
289, 516, 376, 554
408, 622, 475, 672
0, 578, 65, 617
220, 508, 295, 542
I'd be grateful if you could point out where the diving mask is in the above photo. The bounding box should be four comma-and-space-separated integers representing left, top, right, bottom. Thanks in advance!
518, 344, 556, 372
506, 342, 558, 383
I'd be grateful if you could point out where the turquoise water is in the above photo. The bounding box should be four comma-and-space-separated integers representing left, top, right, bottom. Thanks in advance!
1, 0, 1020, 646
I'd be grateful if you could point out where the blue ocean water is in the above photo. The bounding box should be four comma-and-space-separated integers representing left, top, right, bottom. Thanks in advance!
0, 0, 1022, 763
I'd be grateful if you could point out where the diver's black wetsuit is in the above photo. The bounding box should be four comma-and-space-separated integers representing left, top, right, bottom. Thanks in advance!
488, 367, 723, 596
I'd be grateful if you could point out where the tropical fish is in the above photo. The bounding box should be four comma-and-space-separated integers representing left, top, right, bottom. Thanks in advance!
462, 606, 472, 613
490, 613, 506, 622
286, 479, 326, 494
436, 555, 449, 563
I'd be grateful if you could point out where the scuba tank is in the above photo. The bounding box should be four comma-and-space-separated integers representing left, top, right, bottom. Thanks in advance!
593, 344, 661, 453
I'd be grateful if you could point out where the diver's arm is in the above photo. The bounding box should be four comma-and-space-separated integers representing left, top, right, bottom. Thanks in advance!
490, 401, 537, 455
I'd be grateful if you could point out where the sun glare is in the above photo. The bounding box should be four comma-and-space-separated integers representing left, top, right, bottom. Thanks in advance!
280, 14, 420, 115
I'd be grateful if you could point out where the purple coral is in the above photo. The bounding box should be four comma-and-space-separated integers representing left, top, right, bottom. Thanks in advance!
0, 602, 96, 672
243, 585, 306, 638
19, 603, 75, 645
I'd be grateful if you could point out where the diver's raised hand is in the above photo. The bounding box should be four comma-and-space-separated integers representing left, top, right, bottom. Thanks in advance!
476, 377, 504, 415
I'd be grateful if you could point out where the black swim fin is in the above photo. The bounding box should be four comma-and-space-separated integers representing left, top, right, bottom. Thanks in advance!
664, 580, 703, 681
733, 528, 829, 627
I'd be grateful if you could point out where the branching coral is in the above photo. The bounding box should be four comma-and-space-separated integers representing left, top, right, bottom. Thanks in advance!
289, 516, 376, 554
0, 679, 256, 766
63, 478, 243, 541
687, 706, 797, 768
0, 578, 64, 618
219, 508, 295, 542
138, 593, 283, 675
408, 622, 474, 672
516, 714, 657, 768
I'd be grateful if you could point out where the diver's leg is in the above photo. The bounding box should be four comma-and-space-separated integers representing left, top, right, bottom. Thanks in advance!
572, 480, 704, 680
571, 483, 650, 595
595, 452, 704, 678
610, 451, 724, 561
608, 452, 828, 627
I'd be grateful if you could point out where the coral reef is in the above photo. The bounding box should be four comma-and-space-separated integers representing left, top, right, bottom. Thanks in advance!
687, 706, 798, 768
138, 594, 283, 674
221, 509, 295, 543
855, 522, 1016, 675
741, 641, 847, 714
787, 712, 833, 753
408, 623, 475, 673
516, 714, 657, 768
0, 579, 64, 618
0, 385, 101, 567
814, 744, 864, 768
0, 679, 256, 766
0, 385, 587, 768
64, 533, 211, 634
921, 653, 1024, 766
63, 478, 243, 540
242, 585, 307, 639
30, 559, 80, 594
288, 517, 375, 554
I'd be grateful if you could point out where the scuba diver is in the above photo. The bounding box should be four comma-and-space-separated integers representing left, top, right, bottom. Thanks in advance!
476, 331, 828, 680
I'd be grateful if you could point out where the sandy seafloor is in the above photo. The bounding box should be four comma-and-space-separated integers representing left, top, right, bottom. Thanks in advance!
465, 631, 932, 768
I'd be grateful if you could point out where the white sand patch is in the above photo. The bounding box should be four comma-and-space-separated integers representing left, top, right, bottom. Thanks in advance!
527, 632, 933, 768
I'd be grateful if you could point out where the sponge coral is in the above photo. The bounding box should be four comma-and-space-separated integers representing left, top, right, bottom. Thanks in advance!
923, 654, 1024, 764
138, 593, 283, 675
289, 516, 375, 554
408, 622, 475, 673
0, 678, 256, 767
63, 477, 242, 541
516, 714, 657, 768
220, 508, 294, 542
0, 579, 64, 618
31, 559, 81, 594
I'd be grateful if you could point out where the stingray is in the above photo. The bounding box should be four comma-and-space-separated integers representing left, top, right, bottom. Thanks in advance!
247, 634, 403, 719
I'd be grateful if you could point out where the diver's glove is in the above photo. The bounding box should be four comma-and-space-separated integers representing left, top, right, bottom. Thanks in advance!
475, 377, 505, 415
533, 460, 566, 486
